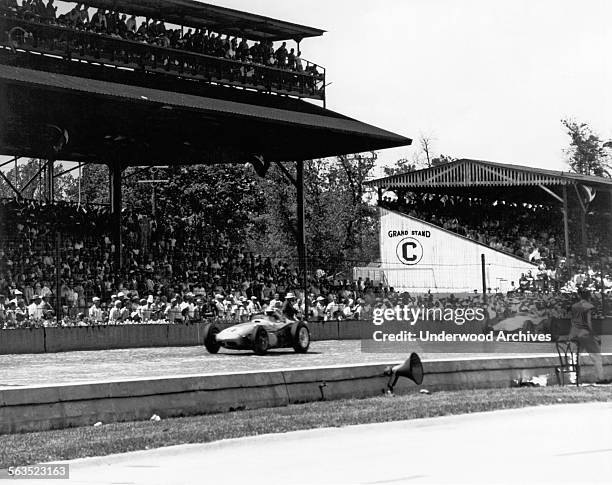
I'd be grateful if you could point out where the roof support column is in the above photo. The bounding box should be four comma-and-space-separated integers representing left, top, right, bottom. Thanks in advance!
562, 184, 570, 264
578, 200, 587, 255
45, 159, 54, 202
397, 189, 406, 207
109, 162, 123, 270
609, 190, 612, 240
572, 184, 588, 256
296, 160, 308, 322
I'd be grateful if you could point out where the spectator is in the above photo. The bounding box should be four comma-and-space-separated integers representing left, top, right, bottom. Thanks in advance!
88, 297, 103, 323
275, 41, 288, 68
281, 292, 298, 320
27, 294, 44, 320
109, 300, 124, 323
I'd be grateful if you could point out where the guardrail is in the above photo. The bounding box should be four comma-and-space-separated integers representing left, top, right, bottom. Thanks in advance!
0, 14, 326, 101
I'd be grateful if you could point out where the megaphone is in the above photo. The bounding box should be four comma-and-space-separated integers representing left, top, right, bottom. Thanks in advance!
384, 353, 424, 393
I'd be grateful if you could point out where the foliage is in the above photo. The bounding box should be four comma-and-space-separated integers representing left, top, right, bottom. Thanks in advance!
249, 153, 380, 274
121, 164, 264, 243
77, 164, 109, 205
562, 119, 611, 177
0, 159, 78, 201
1, 153, 394, 273
383, 158, 418, 177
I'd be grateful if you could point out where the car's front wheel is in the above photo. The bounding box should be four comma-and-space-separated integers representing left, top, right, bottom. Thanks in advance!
253, 326, 269, 355
292, 322, 310, 353
203, 323, 221, 354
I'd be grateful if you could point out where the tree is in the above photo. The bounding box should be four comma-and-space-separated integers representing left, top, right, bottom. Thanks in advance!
420, 135, 433, 168
249, 153, 380, 274
0, 158, 43, 199
121, 164, 264, 244
78, 164, 109, 205
431, 154, 456, 166
383, 158, 418, 177
562, 119, 611, 177
0, 159, 78, 201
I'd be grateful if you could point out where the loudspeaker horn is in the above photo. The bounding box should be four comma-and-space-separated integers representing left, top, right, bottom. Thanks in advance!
384, 353, 424, 393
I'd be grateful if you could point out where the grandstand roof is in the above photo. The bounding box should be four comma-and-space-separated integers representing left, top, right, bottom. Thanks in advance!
0, 65, 410, 164
365, 158, 612, 204
82, 0, 326, 41
366, 158, 612, 190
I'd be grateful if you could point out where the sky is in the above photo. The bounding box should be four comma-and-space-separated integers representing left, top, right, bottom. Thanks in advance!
211, 0, 612, 172
7, 0, 612, 174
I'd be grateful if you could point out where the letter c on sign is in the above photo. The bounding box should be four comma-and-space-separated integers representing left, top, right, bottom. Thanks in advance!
396, 237, 423, 265
402, 241, 417, 261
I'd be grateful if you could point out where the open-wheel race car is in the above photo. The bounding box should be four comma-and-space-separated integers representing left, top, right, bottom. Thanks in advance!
202, 313, 311, 355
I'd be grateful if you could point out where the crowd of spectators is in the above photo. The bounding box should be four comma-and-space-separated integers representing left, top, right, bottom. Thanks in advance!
0, 198, 382, 328
0, 196, 610, 330
1, 0, 322, 85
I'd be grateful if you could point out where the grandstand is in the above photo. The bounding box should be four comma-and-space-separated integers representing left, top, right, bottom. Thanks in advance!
0, 0, 411, 325
363, 159, 612, 296
1, 4, 610, 331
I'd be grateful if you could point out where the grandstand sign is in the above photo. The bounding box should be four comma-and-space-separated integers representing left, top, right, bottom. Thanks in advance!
372, 208, 538, 293
396, 237, 424, 265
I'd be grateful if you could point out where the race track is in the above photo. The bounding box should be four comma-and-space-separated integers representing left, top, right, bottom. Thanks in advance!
0, 341, 547, 388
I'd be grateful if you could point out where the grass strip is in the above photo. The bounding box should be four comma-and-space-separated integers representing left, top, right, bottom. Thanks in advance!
1, 386, 611, 467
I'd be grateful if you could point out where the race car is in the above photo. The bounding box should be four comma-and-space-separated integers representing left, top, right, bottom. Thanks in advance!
202, 313, 311, 355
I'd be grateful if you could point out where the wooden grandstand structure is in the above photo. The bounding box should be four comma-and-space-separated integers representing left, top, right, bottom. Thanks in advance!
365, 158, 612, 261
0, 0, 412, 319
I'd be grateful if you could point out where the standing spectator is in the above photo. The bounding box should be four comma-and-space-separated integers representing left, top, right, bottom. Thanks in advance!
88, 297, 103, 323
568, 290, 609, 384
287, 48, 296, 70
108, 300, 122, 324
281, 292, 298, 320
27, 295, 44, 320
295, 51, 303, 72
126, 14, 137, 34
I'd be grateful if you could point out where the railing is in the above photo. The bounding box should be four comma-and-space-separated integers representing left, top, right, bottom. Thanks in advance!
0, 14, 326, 101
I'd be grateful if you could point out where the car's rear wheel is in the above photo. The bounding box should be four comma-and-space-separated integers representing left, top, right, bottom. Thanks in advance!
203, 324, 221, 354
292, 322, 310, 353
253, 326, 269, 355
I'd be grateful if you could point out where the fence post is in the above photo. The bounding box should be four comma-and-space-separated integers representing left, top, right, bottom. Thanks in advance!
481, 254, 487, 304
55, 231, 61, 322
601, 257, 607, 316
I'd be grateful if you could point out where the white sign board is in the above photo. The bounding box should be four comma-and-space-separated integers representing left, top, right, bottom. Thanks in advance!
378, 208, 537, 293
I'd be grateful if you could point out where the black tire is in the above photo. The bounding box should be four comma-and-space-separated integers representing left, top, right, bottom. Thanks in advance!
291, 322, 310, 353
203, 324, 221, 354
252, 326, 269, 355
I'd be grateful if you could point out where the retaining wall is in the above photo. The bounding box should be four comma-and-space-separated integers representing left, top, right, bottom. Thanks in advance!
0, 319, 599, 355
1, 355, 611, 434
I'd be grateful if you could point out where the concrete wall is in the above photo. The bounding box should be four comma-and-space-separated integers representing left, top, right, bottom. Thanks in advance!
0, 323, 213, 355
1, 355, 611, 434
0, 319, 607, 355
0, 328, 46, 354
0, 321, 347, 354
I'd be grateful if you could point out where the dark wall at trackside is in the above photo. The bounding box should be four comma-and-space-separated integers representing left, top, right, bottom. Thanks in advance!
0, 319, 599, 355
